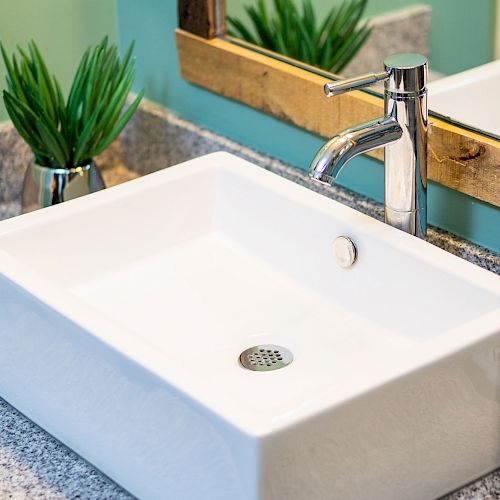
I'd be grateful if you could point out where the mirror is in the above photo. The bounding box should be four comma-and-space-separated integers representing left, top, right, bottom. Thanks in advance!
225, 0, 500, 139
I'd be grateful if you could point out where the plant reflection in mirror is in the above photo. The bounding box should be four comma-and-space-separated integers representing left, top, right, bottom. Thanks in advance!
228, 0, 372, 73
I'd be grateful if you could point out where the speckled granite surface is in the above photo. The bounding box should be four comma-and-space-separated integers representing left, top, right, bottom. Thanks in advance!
0, 399, 130, 499
0, 99, 499, 499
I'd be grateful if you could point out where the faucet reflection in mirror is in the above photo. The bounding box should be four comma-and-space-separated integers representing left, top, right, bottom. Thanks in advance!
310, 53, 428, 238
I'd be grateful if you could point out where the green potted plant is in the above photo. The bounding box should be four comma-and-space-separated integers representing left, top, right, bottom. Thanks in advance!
0, 37, 144, 212
228, 0, 372, 74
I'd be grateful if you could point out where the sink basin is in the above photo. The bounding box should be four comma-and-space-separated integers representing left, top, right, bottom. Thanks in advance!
0, 152, 499, 500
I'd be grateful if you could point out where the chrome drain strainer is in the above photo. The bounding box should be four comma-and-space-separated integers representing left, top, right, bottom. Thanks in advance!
239, 345, 293, 371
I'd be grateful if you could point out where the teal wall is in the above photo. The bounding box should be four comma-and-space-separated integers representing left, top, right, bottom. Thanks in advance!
227, 0, 497, 76
0, 0, 117, 121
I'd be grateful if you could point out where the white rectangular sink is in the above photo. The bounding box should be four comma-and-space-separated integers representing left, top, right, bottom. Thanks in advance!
0, 152, 499, 500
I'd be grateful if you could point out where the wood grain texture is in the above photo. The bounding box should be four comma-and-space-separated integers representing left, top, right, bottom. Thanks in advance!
178, 0, 225, 39
176, 29, 500, 206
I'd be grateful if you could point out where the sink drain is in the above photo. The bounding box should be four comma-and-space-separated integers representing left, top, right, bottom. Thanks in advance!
239, 345, 293, 371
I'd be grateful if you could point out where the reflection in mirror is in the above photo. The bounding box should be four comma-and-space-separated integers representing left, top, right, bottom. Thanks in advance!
225, 0, 500, 138
227, 0, 372, 74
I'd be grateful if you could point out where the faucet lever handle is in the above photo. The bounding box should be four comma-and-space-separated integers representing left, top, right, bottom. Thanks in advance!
324, 71, 389, 97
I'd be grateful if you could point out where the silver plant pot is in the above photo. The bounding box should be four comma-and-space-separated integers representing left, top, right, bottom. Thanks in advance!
22, 160, 105, 213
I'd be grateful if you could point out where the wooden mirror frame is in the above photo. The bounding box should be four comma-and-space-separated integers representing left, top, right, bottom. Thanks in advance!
177, 0, 500, 207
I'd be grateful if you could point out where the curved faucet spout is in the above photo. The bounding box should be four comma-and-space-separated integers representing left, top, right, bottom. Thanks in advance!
309, 116, 402, 185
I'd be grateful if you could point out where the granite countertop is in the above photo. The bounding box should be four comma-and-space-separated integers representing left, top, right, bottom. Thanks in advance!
0, 100, 499, 499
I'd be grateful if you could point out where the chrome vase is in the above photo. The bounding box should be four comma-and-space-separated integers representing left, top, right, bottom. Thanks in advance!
22, 161, 105, 213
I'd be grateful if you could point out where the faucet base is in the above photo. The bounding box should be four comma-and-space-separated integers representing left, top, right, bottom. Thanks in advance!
385, 207, 426, 238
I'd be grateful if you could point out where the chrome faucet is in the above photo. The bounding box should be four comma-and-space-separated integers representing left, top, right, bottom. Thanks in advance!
309, 53, 428, 238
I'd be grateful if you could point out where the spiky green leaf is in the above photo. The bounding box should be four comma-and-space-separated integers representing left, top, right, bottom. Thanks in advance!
1, 37, 143, 167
